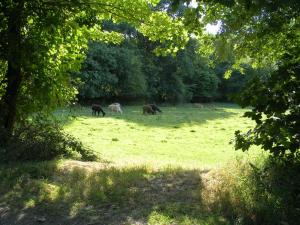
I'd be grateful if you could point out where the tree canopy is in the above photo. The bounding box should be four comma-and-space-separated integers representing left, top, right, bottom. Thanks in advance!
176, 0, 300, 66
0, 0, 189, 133
175, 0, 300, 158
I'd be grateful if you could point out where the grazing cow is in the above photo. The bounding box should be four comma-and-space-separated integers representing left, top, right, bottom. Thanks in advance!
143, 104, 155, 115
108, 103, 123, 114
92, 104, 105, 116
149, 104, 162, 113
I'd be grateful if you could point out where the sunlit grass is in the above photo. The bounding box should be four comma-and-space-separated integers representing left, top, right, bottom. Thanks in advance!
0, 104, 268, 225
59, 103, 260, 168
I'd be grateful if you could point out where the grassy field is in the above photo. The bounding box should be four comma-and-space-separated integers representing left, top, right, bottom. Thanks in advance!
61, 103, 260, 168
0, 104, 266, 225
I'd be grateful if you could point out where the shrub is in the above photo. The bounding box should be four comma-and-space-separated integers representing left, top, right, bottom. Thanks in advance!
234, 59, 300, 159
202, 157, 300, 225
0, 118, 99, 162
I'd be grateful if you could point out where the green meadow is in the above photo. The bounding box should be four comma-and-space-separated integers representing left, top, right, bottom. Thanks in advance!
0, 104, 265, 225
61, 103, 259, 168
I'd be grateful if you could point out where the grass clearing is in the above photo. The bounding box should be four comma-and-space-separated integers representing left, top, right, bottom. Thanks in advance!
60, 103, 260, 168
1, 104, 270, 225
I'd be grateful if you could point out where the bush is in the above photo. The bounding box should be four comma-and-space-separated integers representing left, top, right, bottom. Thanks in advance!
0, 118, 99, 162
203, 157, 300, 225
234, 60, 300, 158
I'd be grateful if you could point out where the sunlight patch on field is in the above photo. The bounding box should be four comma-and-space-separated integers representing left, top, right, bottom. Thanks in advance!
61, 104, 261, 169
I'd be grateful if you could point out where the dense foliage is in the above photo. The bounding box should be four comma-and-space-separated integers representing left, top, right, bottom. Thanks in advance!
234, 58, 300, 158
0, 0, 189, 134
215, 63, 272, 101
171, 0, 300, 157
73, 42, 147, 101
0, 117, 98, 162
75, 38, 247, 103
207, 157, 300, 225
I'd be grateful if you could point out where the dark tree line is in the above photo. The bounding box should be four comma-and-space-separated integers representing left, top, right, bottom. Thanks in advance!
73, 29, 262, 104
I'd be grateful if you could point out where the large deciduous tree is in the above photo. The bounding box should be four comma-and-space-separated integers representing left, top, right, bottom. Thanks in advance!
0, 0, 189, 135
174, 0, 300, 157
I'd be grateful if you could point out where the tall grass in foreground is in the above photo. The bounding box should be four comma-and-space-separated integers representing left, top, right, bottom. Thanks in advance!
0, 157, 299, 225
202, 157, 300, 225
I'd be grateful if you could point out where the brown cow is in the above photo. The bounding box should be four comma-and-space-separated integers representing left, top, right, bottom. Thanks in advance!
143, 105, 155, 115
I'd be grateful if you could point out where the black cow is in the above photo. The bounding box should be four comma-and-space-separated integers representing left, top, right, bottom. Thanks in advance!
149, 104, 162, 113
92, 104, 106, 116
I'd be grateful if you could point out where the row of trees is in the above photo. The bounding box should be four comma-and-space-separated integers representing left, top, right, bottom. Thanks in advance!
74, 36, 261, 103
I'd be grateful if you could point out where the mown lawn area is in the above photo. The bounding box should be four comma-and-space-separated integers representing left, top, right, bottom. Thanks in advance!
0, 104, 264, 225
61, 103, 259, 168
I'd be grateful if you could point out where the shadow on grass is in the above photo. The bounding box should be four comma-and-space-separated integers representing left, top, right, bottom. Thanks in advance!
2, 157, 298, 225
54, 103, 241, 128
0, 161, 229, 225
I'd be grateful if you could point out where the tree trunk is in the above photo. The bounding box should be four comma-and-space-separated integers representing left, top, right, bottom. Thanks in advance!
1, 1, 23, 135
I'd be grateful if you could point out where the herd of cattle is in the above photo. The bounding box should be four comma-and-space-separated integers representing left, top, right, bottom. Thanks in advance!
91, 103, 162, 116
